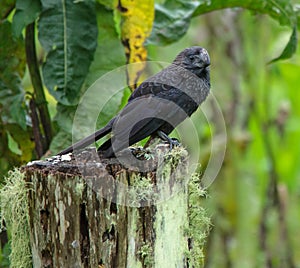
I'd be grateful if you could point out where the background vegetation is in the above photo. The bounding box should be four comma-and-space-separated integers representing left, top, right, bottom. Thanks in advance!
0, 0, 299, 267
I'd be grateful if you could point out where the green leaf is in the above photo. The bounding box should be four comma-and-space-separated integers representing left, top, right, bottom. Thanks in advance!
269, 26, 298, 63
9, 94, 27, 130
119, 87, 132, 109
0, 21, 25, 76
84, 4, 126, 128
51, 91, 125, 152
296, 4, 300, 29
6, 131, 22, 155
193, 0, 296, 26
49, 129, 72, 153
53, 103, 77, 133
0, 21, 27, 130
5, 124, 34, 161
193, 0, 298, 61
149, 0, 298, 60
50, 6, 127, 152
97, 0, 114, 9
12, 0, 41, 37
96, 90, 125, 129
38, 0, 98, 105
85, 4, 126, 87
49, 103, 75, 153
0, 81, 27, 130
0, 0, 15, 20
71, 86, 125, 139
148, 0, 199, 45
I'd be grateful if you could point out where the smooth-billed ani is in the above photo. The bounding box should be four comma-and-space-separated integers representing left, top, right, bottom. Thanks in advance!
58, 46, 211, 158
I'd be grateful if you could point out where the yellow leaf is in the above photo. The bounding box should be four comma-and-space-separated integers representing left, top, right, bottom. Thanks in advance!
116, 0, 154, 89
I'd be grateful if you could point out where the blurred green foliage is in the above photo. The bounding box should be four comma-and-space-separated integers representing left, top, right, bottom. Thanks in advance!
0, 0, 299, 267
157, 9, 300, 268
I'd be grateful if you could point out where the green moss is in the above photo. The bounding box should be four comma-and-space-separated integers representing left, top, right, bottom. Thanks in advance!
186, 173, 211, 267
0, 168, 32, 268
138, 243, 154, 267
128, 174, 157, 207
163, 146, 189, 170
157, 146, 188, 181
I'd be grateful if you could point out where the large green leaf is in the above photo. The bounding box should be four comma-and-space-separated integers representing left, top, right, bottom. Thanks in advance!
148, 0, 199, 45
269, 26, 298, 63
0, 21, 31, 167
85, 4, 126, 87
12, 0, 41, 37
49, 128, 72, 153
84, 4, 126, 128
193, 0, 298, 62
193, 0, 296, 26
38, 0, 98, 106
51, 5, 126, 153
149, 0, 298, 60
49, 103, 75, 152
0, 21, 27, 130
296, 5, 300, 29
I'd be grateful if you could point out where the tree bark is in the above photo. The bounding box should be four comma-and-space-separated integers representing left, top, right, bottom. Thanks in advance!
23, 145, 194, 268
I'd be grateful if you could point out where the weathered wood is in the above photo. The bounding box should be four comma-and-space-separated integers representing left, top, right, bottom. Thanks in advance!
23, 145, 202, 268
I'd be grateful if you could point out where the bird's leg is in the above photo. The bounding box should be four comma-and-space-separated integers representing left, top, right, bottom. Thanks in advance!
157, 130, 180, 150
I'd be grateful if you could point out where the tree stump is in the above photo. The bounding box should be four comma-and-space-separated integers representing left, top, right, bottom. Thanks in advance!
18, 145, 209, 267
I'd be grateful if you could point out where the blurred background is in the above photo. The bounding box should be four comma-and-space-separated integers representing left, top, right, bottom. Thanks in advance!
0, 1, 300, 267
153, 9, 300, 268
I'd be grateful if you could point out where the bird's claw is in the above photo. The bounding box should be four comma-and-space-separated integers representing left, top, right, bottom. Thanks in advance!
169, 138, 181, 149
157, 130, 181, 150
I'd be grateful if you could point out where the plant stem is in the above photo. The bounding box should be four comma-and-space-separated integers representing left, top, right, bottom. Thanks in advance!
29, 98, 44, 158
25, 22, 53, 153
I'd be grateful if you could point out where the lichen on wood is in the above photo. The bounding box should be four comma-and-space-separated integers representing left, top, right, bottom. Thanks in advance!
0, 168, 32, 268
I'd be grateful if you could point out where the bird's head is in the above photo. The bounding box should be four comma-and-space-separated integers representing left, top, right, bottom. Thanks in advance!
173, 46, 210, 77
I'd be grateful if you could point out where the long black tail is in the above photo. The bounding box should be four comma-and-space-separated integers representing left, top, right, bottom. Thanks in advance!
58, 118, 115, 155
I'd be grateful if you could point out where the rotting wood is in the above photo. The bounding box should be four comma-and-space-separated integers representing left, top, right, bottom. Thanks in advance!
23, 144, 196, 268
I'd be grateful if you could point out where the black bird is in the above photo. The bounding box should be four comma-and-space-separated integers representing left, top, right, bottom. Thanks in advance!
58, 46, 211, 158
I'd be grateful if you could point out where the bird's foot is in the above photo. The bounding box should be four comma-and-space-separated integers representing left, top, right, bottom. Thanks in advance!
169, 138, 181, 149
157, 130, 181, 150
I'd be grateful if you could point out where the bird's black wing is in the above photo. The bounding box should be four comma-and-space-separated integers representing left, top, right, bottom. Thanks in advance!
98, 86, 196, 156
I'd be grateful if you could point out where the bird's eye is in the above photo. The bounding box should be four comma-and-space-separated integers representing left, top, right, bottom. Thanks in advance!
188, 55, 195, 61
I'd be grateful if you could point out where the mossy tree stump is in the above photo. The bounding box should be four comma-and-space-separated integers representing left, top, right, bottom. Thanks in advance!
20, 145, 208, 268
